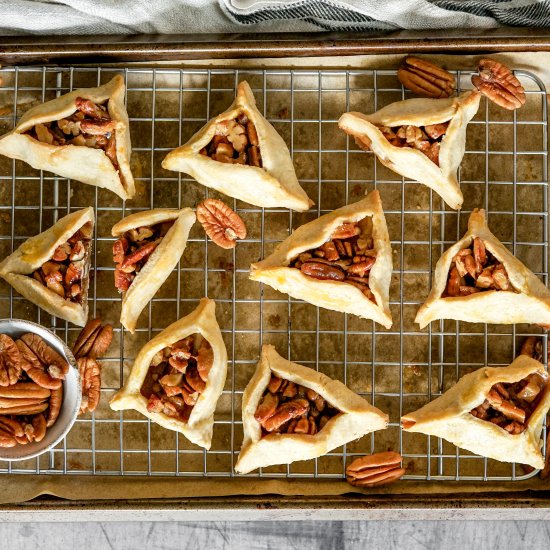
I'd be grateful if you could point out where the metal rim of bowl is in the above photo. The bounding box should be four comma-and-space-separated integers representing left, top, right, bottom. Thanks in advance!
0, 318, 81, 461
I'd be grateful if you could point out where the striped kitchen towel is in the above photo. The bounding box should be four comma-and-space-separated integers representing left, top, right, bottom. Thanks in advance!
220, 0, 550, 30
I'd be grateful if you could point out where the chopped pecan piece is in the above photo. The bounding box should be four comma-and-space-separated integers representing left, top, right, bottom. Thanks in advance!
140, 333, 212, 423
25, 97, 118, 170
470, 372, 547, 435
444, 238, 515, 298
196, 199, 247, 249
206, 115, 263, 167
30, 228, 91, 305
113, 221, 174, 292
290, 220, 378, 303
254, 375, 341, 436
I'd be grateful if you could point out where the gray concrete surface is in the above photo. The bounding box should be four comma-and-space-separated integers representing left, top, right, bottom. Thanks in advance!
1, 520, 550, 549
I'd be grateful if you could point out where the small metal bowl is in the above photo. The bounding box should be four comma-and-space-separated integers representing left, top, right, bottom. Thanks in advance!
0, 319, 81, 461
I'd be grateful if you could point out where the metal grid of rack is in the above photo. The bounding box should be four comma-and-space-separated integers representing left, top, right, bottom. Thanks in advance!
0, 66, 547, 482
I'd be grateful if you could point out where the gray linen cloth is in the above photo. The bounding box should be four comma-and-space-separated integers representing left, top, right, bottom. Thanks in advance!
0, 0, 549, 35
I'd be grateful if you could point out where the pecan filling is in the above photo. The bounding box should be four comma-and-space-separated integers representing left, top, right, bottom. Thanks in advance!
255, 374, 341, 437
289, 220, 377, 303
470, 374, 548, 435
31, 224, 92, 305
24, 97, 118, 170
199, 113, 262, 167
444, 237, 517, 297
112, 221, 174, 292
140, 334, 213, 423
379, 123, 448, 166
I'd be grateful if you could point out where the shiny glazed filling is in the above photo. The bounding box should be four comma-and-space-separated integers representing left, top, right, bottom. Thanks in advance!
112, 221, 174, 292
199, 112, 262, 167
470, 373, 547, 435
140, 334, 213, 423
31, 224, 92, 305
254, 374, 341, 437
289, 220, 377, 303
25, 97, 119, 170
444, 237, 517, 298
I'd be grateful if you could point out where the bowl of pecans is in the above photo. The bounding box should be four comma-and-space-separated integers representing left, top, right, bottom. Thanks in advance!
0, 319, 81, 461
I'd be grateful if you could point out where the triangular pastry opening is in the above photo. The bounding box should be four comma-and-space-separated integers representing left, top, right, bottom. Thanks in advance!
339, 91, 481, 210
113, 219, 176, 293
0, 75, 134, 200
415, 208, 550, 328
24, 97, 119, 172
443, 237, 518, 298
0, 207, 94, 326
250, 190, 392, 328
401, 355, 550, 469
255, 372, 342, 438
235, 345, 388, 474
366, 121, 449, 166
469, 372, 547, 436
140, 333, 214, 425
109, 298, 227, 449
288, 217, 378, 304
162, 81, 312, 212
199, 111, 263, 168
30, 222, 93, 308
111, 208, 196, 333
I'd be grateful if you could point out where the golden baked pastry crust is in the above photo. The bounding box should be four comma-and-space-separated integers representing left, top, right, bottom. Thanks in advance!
0, 207, 94, 326
235, 344, 389, 474
109, 298, 227, 449
112, 208, 196, 333
338, 91, 481, 210
249, 190, 393, 328
0, 75, 134, 200
415, 208, 550, 328
161, 81, 312, 212
401, 355, 550, 469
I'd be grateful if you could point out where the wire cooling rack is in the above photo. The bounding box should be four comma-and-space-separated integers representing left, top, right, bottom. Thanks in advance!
0, 66, 547, 482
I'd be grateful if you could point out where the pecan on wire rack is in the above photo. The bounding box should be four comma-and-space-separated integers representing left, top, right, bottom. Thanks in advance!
72, 317, 113, 415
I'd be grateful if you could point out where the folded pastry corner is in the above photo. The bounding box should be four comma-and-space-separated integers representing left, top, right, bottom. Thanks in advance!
0, 75, 134, 200
0, 207, 94, 326
401, 355, 550, 469
112, 208, 196, 333
250, 189, 393, 328
415, 208, 550, 328
109, 297, 227, 449
162, 80, 312, 212
338, 90, 481, 210
235, 344, 388, 474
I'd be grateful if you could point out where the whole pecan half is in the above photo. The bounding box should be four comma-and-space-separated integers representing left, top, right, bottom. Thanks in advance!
16, 339, 62, 390
20, 333, 69, 380
0, 334, 22, 387
73, 317, 113, 360
196, 198, 247, 249
346, 451, 406, 487
471, 59, 526, 110
46, 385, 63, 427
78, 357, 101, 414
300, 261, 345, 281
397, 56, 455, 99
